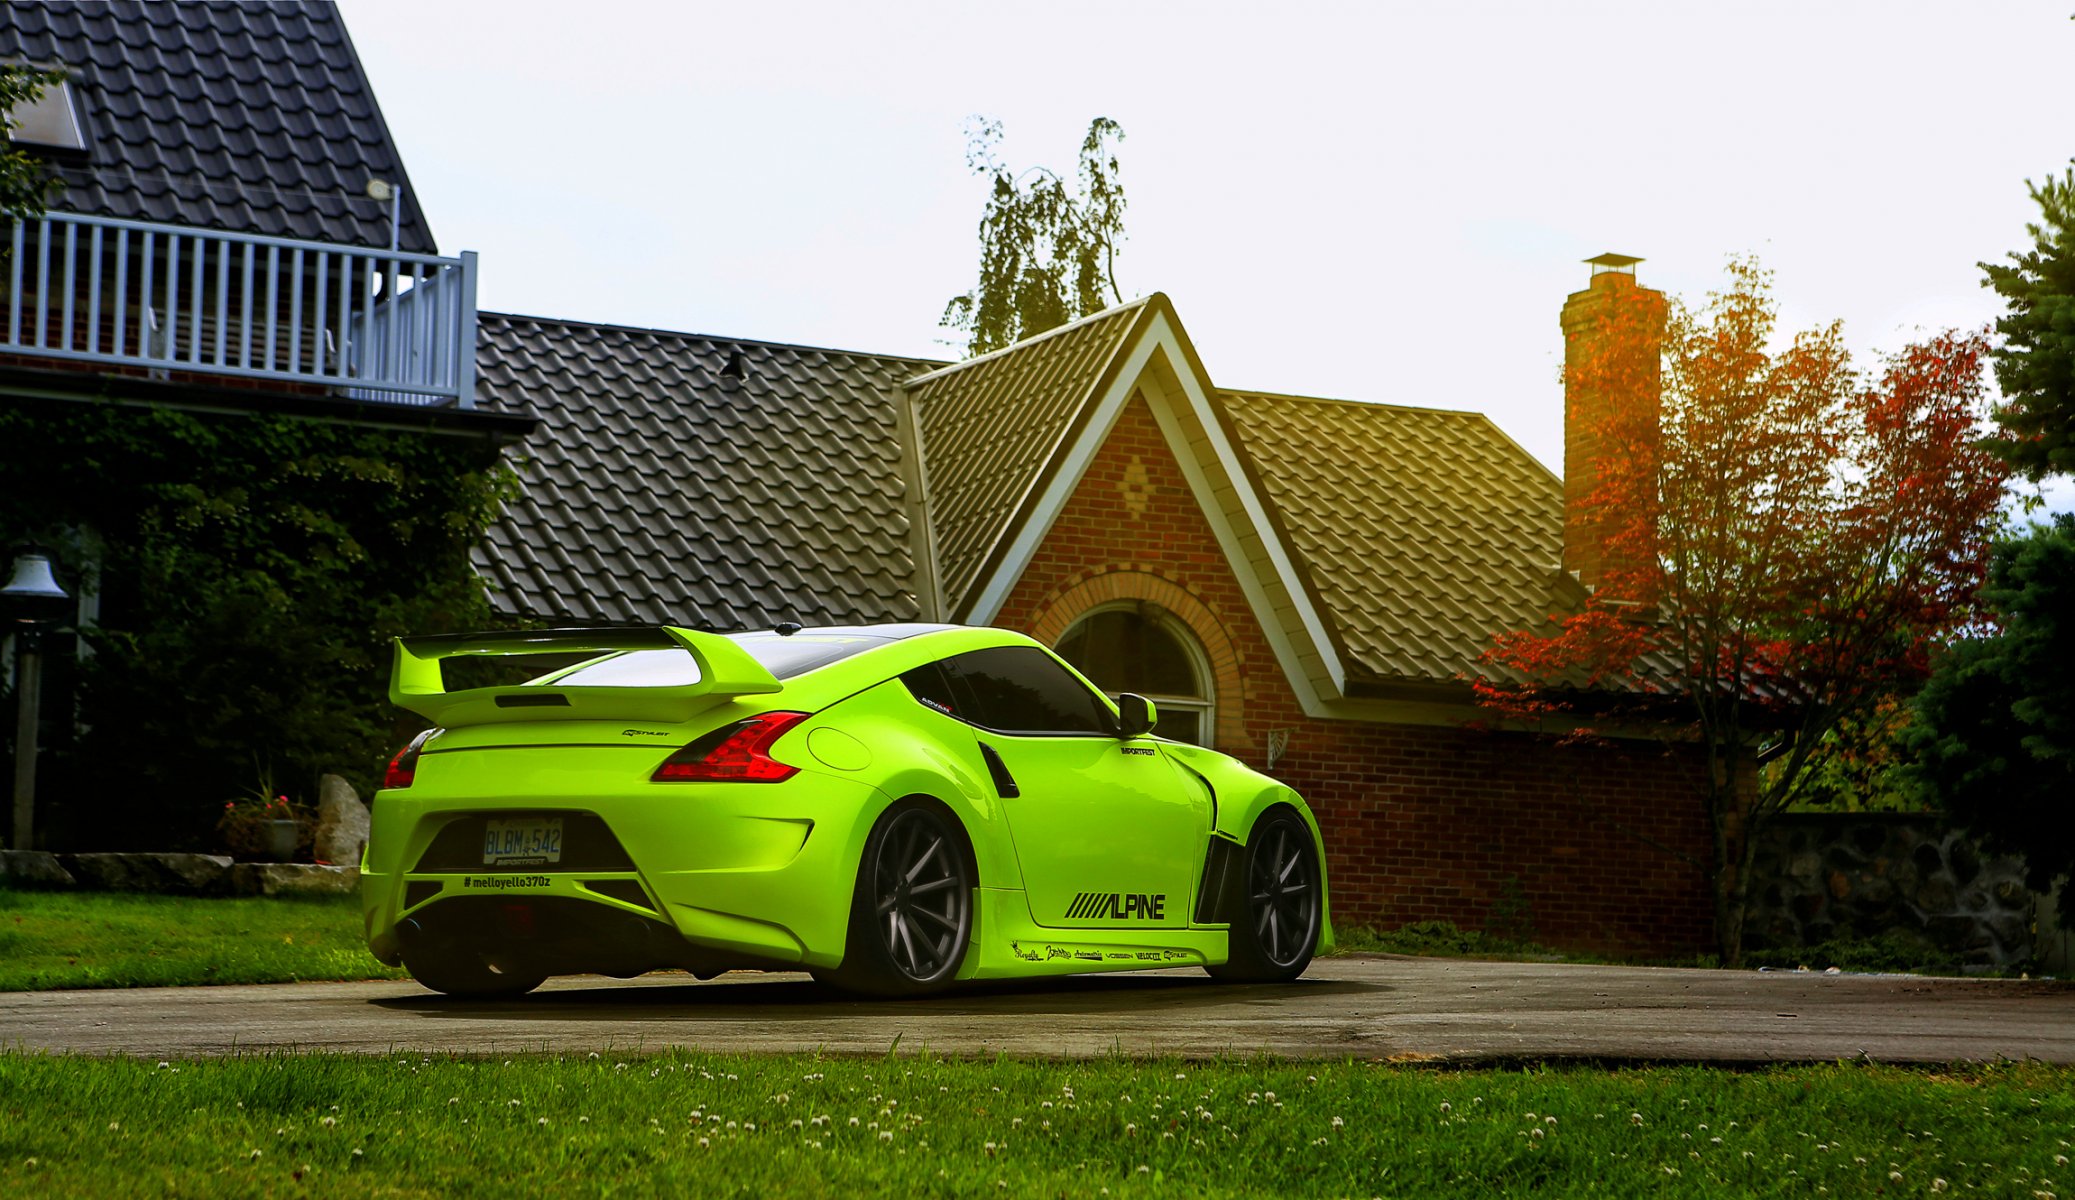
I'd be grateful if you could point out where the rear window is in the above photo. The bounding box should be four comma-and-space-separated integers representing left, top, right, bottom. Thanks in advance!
550, 633, 892, 687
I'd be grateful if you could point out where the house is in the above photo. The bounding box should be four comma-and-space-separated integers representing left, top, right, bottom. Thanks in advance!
0, 1, 530, 848
475, 278, 1714, 956
6, 2, 1714, 954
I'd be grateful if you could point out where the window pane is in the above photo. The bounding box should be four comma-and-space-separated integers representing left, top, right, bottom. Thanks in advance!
900, 662, 963, 719
1056, 609, 1199, 697
1152, 707, 1201, 743
948, 646, 1111, 735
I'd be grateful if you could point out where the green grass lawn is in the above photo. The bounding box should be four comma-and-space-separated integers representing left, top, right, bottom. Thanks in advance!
0, 1053, 2068, 1198
0, 888, 404, 991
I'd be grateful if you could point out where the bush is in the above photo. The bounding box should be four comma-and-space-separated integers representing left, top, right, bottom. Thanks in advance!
0, 394, 513, 850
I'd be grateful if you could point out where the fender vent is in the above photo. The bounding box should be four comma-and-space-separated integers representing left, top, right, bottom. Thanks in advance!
1194, 836, 1243, 924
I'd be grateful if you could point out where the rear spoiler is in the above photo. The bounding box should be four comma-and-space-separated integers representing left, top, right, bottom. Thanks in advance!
389, 626, 781, 727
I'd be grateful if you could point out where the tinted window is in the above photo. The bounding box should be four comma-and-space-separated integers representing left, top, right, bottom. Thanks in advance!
947, 646, 1112, 735
900, 662, 964, 718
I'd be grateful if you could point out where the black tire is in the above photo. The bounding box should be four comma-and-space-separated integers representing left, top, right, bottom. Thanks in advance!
828, 801, 974, 997
401, 947, 545, 999
1206, 807, 1321, 982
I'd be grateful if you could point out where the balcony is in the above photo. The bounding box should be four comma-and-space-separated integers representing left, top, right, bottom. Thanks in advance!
2, 211, 478, 409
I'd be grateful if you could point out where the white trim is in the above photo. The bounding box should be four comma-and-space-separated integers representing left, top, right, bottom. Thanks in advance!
962, 307, 1348, 714
964, 326, 1161, 623
1136, 366, 1333, 715
1141, 312, 1347, 696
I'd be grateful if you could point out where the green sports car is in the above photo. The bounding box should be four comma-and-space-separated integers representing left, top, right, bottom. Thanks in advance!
362, 623, 1331, 998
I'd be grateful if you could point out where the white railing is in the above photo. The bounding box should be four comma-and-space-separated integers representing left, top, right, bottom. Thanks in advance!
3, 211, 478, 408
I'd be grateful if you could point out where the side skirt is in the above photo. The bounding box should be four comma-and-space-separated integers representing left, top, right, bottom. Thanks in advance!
965, 888, 1230, 979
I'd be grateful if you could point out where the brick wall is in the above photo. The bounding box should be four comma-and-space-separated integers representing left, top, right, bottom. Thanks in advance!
993, 392, 1715, 956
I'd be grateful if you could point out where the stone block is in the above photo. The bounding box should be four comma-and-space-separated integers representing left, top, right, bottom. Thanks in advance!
230, 863, 359, 897
62, 852, 234, 896
0, 849, 76, 889
314, 775, 370, 867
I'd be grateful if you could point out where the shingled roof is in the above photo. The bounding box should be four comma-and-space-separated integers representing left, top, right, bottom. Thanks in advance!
908, 301, 1154, 616
1221, 391, 1571, 685
472, 313, 944, 628
0, 0, 435, 252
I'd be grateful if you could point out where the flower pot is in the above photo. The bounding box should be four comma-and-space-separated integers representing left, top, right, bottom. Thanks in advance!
265, 818, 299, 862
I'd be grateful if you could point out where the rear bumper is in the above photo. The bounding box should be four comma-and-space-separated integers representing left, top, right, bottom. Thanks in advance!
361, 749, 885, 972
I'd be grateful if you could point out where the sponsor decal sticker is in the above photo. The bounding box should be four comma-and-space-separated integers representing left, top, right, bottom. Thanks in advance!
462, 875, 551, 891
1065, 891, 1167, 921
1120, 746, 1155, 756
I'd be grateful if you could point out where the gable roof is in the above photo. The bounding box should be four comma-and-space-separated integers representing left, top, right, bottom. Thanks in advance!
906, 301, 1155, 617
0, 0, 435, 252
1221, 391, 1570, 685
472, 312, 944, 628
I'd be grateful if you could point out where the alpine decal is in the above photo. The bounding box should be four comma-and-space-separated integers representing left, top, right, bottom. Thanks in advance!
1065, 891, 1167, 921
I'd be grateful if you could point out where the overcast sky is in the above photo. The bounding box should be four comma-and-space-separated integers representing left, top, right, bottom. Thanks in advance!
339, 0, 2073, 512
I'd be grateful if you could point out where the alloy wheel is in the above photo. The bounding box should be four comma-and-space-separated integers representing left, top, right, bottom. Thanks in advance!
1249, 818, 1317, 969
869, 808, 971, 982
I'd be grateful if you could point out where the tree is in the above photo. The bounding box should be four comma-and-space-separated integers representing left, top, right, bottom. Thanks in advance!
1903, 165, 2075, 916
0, 64, 66, 222
941, 117, 1127, 357
1981, 163, 2075, 481
1901, 516, 2075, 918
1475, 260, 2011, 964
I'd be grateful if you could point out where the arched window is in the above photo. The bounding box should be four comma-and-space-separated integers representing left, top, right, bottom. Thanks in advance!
1054, 602, 1215, 746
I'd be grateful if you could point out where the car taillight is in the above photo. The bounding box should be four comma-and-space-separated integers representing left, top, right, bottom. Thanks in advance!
652, 711, 810, 783
384, 728, 438, 790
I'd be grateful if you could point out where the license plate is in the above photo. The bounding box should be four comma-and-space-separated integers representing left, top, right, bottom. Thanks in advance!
482, 817, 563, 866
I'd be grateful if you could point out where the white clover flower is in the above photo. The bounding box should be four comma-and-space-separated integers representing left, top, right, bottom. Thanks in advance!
537, 1118, 549, 1127
1631, 1113, 1644, 1125
1125, 1124, 1137, 1135
1331, 1117, 1344, 1129
1439, 1102, 1451, 1114
321, 1116, 337, 1129
1137, 1166, 1150, 1174
1532, 1128, 1545, 1141
848, 1117, 860, 1128
1932, 1182, 1949, 1194
351, 1149, 363, 1159
249, 1150, 262, 1161
1891, 1172, 1905, 1183
697, 1136, 710, 1148
984, 1142, 998, 1156
879, 1131, 894, 1142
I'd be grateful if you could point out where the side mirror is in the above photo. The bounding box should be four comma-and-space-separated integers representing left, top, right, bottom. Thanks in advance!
1114, 692, 1158, 739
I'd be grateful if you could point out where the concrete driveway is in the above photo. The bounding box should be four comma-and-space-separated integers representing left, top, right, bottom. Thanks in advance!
3, 955, 2070, 1063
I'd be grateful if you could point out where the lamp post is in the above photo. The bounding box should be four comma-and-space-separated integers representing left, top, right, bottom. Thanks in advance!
3, 550, 70, 852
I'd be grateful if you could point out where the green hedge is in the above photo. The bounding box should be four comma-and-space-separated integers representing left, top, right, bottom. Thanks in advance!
0, 392, 515, 850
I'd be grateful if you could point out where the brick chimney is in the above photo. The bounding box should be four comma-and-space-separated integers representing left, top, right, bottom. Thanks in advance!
1560, 253, 1667, 589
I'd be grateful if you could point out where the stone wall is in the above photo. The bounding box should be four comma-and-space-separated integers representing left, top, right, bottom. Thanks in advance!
1746, 814, 2037, 971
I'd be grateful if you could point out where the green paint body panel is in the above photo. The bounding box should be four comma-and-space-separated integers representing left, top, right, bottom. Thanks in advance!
361, 624, 1333, 980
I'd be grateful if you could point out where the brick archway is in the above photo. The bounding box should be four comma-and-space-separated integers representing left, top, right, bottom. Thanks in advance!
1028, 569, 1247, 752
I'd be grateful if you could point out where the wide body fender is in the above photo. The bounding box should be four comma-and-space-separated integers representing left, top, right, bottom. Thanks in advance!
1161, 742, 1336, 956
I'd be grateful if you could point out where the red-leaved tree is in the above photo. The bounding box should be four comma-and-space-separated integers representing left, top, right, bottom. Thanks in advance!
1476, 260, 2011, 963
